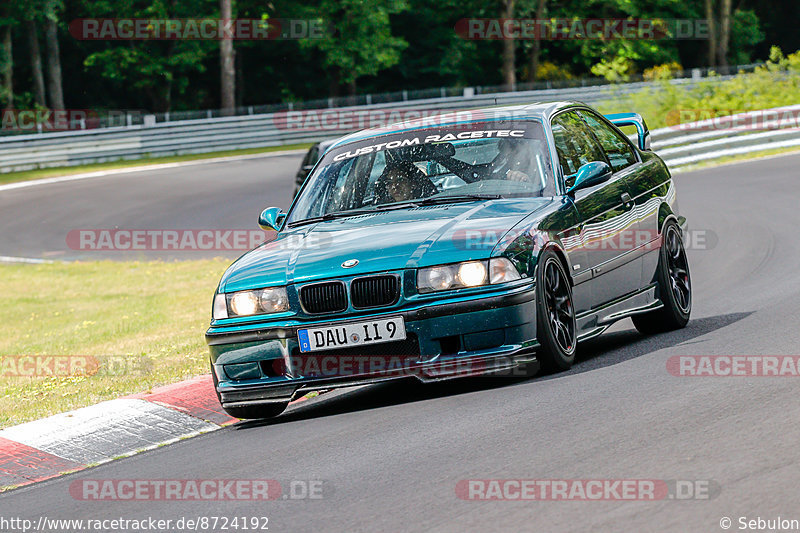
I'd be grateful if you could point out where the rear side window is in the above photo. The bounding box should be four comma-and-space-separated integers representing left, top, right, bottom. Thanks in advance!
578, 111, 637, 172
551, 111, 607, 188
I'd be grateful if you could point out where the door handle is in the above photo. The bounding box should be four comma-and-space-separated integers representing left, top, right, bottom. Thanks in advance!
620, 192, 632, 205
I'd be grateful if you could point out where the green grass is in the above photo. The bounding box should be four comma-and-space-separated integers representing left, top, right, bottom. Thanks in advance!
0, 259, 231, 427
0, 143, 312, 186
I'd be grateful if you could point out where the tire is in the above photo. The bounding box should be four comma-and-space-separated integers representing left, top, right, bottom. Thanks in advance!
632, 220, 691, 334
534, 249, 578, 372
223, 403, 288, 420
211, 364, 288, 420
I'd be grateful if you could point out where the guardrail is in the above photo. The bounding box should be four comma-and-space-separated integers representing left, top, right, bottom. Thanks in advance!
651, 104, 800, 168
0, 62, 760, 133
0, 75, 729, 173
0, 84, 796, 173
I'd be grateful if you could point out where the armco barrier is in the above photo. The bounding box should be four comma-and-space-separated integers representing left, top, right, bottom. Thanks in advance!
0, 83, 796, 173
652, 104, 800, 168
0, 76, 713, 173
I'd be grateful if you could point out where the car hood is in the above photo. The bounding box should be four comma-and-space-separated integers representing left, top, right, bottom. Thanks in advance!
220, 198, 555, 292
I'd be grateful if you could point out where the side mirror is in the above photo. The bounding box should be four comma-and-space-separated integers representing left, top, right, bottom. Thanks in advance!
258, 207, 286, 231
566, 161, 612, 195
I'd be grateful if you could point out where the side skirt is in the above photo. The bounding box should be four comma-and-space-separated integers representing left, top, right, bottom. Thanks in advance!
575, 285, 663, 342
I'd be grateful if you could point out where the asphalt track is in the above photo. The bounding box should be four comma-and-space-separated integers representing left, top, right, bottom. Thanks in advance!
2, 153, 800, 532
0, 154, 299, 261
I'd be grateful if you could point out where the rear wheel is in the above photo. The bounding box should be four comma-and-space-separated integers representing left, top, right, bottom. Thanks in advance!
534, 250, 577, 372
632, 220, 691, 334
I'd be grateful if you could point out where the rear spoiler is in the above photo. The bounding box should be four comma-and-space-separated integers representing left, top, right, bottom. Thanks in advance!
604, 113, 651, 151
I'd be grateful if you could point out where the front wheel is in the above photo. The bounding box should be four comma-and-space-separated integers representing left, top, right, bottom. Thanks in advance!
535, 250, 577, 372
632, 220, 691, 334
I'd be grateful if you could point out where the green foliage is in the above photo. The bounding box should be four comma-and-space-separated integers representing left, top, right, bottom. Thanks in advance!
535, 61, 574, 81
591, 54, 635, 82
0, 0, 789, 111
78, 0, 216, 111
299, 0, 409, 87
597, 47, 800, 129
729, 9, 766, 65
643, 61, 683, 81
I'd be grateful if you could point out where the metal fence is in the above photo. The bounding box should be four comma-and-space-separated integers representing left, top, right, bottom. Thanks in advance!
0, 62, 761, 134
651, 104, 800, 168
0, 70, 796, 174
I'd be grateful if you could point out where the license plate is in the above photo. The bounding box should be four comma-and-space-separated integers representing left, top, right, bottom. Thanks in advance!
297, 317, 406, 353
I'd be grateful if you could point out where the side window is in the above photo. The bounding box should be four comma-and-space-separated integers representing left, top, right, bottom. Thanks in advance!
578, 111, 637, 172
303, 144, 320, 168
551, 111, 607, 189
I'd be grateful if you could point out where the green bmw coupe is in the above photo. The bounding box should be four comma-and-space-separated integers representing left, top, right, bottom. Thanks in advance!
206, 101, 691, 419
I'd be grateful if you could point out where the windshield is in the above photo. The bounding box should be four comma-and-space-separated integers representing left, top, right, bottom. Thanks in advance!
287, 120, 554, 225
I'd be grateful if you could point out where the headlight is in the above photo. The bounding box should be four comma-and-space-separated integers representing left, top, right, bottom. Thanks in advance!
457, 261, 487, 286
417, 258, 520, 293
259, 287, 289, 313
214, 286, 290, 319
489, 257, 522, 284
230, 291, 259, 316
421, 266, 454, 291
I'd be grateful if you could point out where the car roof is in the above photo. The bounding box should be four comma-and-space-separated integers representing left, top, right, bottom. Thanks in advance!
318, 138, 337, 150
328, 101, 580, 150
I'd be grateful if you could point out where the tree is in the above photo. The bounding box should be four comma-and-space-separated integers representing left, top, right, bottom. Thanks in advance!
220, 0, 235, 113
705, 0, 717, 66
705, 0, 733, 67
300, 0, 409, 96
81, 0, 216, 112
526, 0, 546, 81
44, 0, 65, 109
26, 20, 47, 107
727, 9, 764, 65
1, 23, 11, 108
500, 0, 515, 88
717, 0, 732, 67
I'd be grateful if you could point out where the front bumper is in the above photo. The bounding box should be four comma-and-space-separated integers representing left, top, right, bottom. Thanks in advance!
206, 284, 539, 410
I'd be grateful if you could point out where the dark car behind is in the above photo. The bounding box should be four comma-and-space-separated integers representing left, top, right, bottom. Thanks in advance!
294, 139, 337, 197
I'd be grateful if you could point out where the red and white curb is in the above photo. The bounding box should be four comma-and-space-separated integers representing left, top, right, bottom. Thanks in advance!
0, 375, 315, 491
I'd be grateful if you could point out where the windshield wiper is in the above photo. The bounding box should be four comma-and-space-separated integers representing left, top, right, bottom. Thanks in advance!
415, 193, 502, 205
287, 210, 377, 227
372, 201, 420, 210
